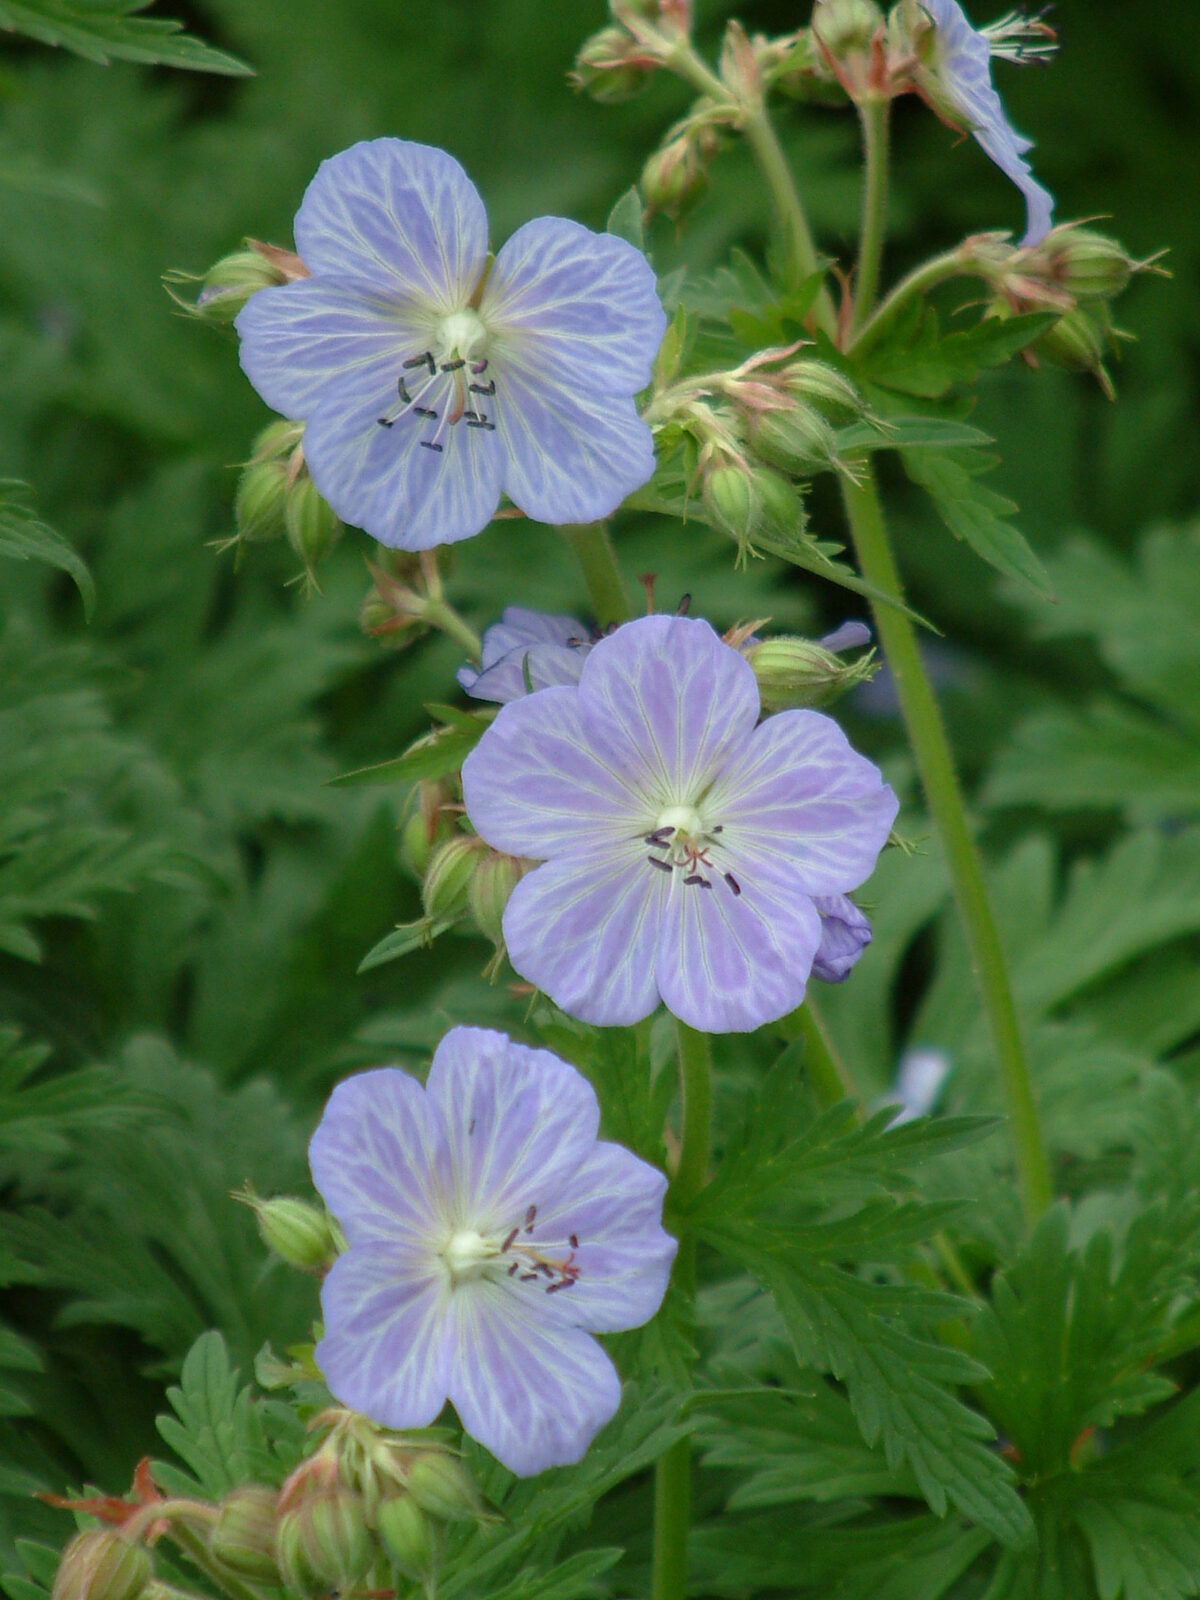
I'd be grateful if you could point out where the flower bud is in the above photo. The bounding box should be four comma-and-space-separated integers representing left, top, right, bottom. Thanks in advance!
641, 138, 707, 220
1025, 227, 1140, 303
421, 834, 485, 921
244, 1193, 340, 1272
251, 418, 305, 463
284, 475, 343, 572
573, 27, 652, 102
404, 1452, 488, 1523
234, 460, 289, 544
745, 635, 876, 711
194, 250, 287, 323
702, 463, 802, 549
1034, 304, 1118, 398
746, 406, 838, 477
784, 360, 867, 420
813, 0, 883, 56
375, 1493, 432, 1577
210, 1486, 281, 1583
52, 1532, 152, 1600
276, 1488, 373, 1597
467, 852, 529, 949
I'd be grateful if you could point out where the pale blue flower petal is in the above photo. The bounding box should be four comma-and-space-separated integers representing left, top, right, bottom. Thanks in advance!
502, 843, 667, 1027
424, 1027, 600, 1227
494, 369, 657, 527
532, 1142, 676, 1332
485, 216, 665, 396
302, 365, 506, 549
655, 857, 823, 1033
576, 615, 760, 802
235, 280, 421, 423
293, 138, 488, 306
462, 685, 641, 859
712, 709, 898, 895
315, 1244, 449, 1428
459, 643, 589, 704
446, 1292, 622, 1476
309, 1067, 441, 1246
811, 892, 872, 983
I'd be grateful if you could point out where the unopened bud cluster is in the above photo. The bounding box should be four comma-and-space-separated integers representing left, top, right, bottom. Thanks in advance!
234, 421, 342, 579
421, 828, 531, 969
574, 1, 692, 103
52, 1532, 151, 1600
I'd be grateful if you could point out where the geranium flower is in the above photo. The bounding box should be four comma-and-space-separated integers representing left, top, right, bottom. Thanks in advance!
461, 614, 898, 1034
235, 139, 665, 550
457, 607, 594, 704
308, 1026, 675, 1477
918, 0, 1055, 246
812, 893, 872, 983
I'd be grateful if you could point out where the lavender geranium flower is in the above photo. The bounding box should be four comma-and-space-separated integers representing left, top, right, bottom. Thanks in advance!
235, 139, 666, 550
919, 1, 1055, 246
309, 1026, 675, 1477
457, 607, 594, 705
461, 614, 898, 1034
812, 893, 872, 983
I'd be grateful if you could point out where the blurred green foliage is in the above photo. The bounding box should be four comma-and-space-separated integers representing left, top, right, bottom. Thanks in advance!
0, 0, 1198, 1582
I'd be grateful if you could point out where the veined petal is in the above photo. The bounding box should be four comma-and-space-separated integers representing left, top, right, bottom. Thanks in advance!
302, 365, 505, 549
293, 138, 489, 309
577, 615, 761, 806
502, 844, 667, 1027
424, 1028, 600, 1230
458, 642, 588, 704
655, 864, 822, 1033
483, 216, 665, 396
493, 365, 656, 527
532, 1142, 676, 1332
316, 1245, 450, 1429
462, 685, 643, 858
713, 709, 898, 895
309, 1068, 442, 1245
446, 1286, 621, 1475
482, 608, 588, 667
235, 279, 420, 422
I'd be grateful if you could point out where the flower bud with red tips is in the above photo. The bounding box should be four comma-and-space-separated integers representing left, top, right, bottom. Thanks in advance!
276, 1484, 373, 1597
51, 1532, 152, 1600
209, 1486, 282, 1583
641, 137, 708, 220
573, 26, 654, 102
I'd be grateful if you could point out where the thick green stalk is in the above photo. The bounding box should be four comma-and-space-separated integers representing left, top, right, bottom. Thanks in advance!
652, 1021, 714, 1600
844, 248, 968, 358
852, 98, 891, 332
839, 473, 1052, 1222
559, 523, 631, 626
425, 599, 482, 660
781, 997, 856, 1108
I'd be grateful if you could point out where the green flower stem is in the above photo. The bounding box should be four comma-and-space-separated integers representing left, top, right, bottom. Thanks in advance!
844, 248, 970, 358
782, 997, 857, 1108
560, 522, 632, 626
167, 1520, 273, 1600
839, 471, 1053, 1224
425, 600, 482, 661
852, 98, 891, 333
652, 1020, 714, 1600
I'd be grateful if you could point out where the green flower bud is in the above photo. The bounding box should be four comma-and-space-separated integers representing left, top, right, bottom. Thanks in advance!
276, 1488, 373, 1597
376, 1493, 432, 1577
746, 405, 838, 477
1035, 304, 1118, 399
812, 0, 883, 56
752, 468, 806, 537
405, 1452, 488, 1523
467, 853, 529, 949
52, 1532, 152, 1600
284, 475, 343, 572
1028, 227, 1138, 302
784, 360, 867, 420
745, 635, 876, 711
245, 1193, 340, 1271
702, 463, 756, 543
641, 139, 706, 219
573, 27, 652, 102
251, 419, 305, 463
194, 250, 287, 324
422, 834, 484, 921
210, 1486, 282, 1583
234, 459, 289, 544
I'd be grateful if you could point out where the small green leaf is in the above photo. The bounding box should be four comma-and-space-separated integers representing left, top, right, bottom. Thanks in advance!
0, 0, 252, 73
606, 186, 645, 253
902, 447, 1054, 598
835, 417, 994, 455
357, 913, 463, 972
857, 306, 1057, 398
329, 725, 483, 786
0, 480, 95, 617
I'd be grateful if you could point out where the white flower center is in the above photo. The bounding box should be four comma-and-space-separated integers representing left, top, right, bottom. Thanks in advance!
655, 803, 705, 838
375, 309, 497, 455
644, 804, 742, 897
443, 1228, 493, 1284
436, 308, 488, 366
440, 1208, 583, 1297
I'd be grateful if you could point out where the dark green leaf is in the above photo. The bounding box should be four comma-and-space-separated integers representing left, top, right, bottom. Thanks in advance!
0, 0, 251, 73
0, 481, 94, 617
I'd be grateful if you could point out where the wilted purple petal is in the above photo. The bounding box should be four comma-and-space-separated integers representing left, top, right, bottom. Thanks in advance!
502, 845, 666, 1027
811, 893, 872, 983
461, 686, 640, 859
293, 139, 488, 305
446, 1295, 622, 1477
819, 620, 872, 654
316, 1244, 449, 1428
713, 710, 898, 895
484, 217, 666, 396
308, 1068, 440, 1246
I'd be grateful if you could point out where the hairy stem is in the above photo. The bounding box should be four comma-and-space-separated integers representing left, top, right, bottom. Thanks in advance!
425, 600, 482, 660
844, 248, 968, 357
783, 996, 857, 1108
560, 523, 631, 626
652, 1022, 714, 1600
839, 472, 1052, 1223
852, 98, 891, 332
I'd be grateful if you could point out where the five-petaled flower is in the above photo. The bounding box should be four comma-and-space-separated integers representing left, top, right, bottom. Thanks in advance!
919, 0, 1055, 246
458, 606, 595, 705
234, 139, 665, 550
309, 1026, 676, 1477
461, 614, 898, 1034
